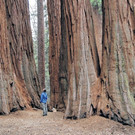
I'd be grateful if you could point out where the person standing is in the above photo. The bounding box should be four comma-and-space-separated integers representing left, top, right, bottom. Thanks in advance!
40, 89, 48, 116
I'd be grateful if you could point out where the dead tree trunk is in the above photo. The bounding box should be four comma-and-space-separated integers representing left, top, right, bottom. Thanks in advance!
37, 0, 45, 89
99, 0, 135, 125
0, 0, 41, 114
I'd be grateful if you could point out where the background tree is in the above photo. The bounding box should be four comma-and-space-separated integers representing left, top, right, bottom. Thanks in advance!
47, 0, 63, 109
29, 0, 50, 100
37, 0, 45, 89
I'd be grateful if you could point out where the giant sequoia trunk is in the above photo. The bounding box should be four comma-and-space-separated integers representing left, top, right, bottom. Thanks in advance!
48, 0, 101, 116
48, 0, 68, 111
0, 0, 41, 114
48, 0, 135, 125
99, 0, 135, 125
37, 0, 45, 89
64, 0, 101, 118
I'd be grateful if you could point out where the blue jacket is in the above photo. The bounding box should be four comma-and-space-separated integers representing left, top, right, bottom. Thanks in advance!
40, 92, 47, 103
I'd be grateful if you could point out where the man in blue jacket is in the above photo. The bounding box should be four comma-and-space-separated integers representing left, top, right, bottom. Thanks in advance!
40, 89, 48, 116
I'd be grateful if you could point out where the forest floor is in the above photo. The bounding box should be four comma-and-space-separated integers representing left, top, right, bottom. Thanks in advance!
0, 109, 135, 135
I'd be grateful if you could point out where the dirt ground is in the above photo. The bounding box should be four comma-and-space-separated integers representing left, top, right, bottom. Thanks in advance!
0, 109, 135, 135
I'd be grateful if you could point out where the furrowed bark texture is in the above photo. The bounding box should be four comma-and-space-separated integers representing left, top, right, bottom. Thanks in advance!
48, 0, 100, 116
99, 0, 135, 125
48, 0, 135, 125
64, 0, 100, 118
48, 0, 68, 111
0, 0, 41, 114
37, 0, 45, 89
93, 10, 102, 67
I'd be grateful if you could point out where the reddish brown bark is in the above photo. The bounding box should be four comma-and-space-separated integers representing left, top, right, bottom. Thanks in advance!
99, 0, 135, 125
37, 0, 45, 89
93, 10, 102, 67
48, 0, 135, 126
48, 0, 68, 110
48, 0, 100, 116
64, 0, 101, 118
0, 0, 41, 114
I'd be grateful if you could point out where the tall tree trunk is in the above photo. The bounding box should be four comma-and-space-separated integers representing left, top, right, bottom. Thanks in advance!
99, 0, 135, 125
0, 0, 41, 115
48, 0, 101, 116
64, 0, 100, 118
37, 0, 45, 89
48, 0, 68, 111
48, 0, 135, 125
